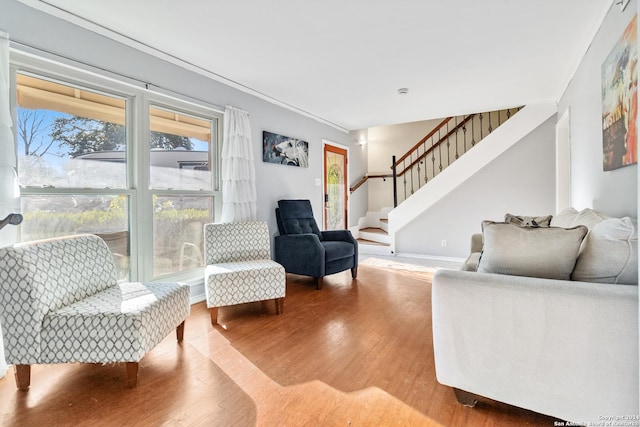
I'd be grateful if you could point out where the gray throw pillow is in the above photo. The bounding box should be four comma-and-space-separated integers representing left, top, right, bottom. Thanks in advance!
504, 213, 552, 228
550, 207, 608, 230
549, 207, 579, 228
478, 222, 588, 280
571, 217, 638, 285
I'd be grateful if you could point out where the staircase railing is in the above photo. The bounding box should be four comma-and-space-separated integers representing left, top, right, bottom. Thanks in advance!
350, 173, 392, 193
391, 107, 522, 206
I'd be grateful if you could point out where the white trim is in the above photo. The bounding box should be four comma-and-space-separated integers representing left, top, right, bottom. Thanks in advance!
189, 291, 206, 306
392, 252, 466, 264
15, 0, 349, 134
186, 280, 206, 305
11, 48, 226, 117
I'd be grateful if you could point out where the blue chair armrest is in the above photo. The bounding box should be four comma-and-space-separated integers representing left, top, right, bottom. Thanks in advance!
321, 230, 358, 263
321, 230, 356, 244
275, 234, 325, 277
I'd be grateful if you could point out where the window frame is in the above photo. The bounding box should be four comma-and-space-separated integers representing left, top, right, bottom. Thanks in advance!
10, 50, 223, 285
140, 95, 222, 280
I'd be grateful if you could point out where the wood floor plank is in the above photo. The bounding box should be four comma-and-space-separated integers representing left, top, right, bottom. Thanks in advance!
0, 261, 559, 426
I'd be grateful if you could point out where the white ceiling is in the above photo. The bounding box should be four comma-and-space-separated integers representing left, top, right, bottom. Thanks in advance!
22, 0, 613, 131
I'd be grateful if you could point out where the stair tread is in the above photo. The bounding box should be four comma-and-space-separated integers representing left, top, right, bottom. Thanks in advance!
357, 238, 390, 246
360, 227, 387, 235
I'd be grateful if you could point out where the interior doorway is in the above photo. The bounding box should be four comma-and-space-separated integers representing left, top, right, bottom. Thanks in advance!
323, 142, 348, 230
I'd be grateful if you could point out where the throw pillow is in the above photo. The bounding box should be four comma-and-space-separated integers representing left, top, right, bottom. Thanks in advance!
549, 207, 579, 228
572, 208, 610, 230
571, 217, 638, 285
477, 222, 588, 280
550, 207, 608, 230
504, 213, 552, 228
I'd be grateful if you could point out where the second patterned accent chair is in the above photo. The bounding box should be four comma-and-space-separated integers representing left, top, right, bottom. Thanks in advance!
203, 221, 286, 326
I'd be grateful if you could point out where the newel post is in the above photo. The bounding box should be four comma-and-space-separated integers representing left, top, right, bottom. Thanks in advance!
392, 155, 398, 208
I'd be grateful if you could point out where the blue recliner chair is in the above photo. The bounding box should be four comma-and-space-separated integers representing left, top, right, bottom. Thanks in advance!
275, 199, 358, 289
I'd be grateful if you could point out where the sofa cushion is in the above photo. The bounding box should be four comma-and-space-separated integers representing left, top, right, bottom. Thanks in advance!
205, 259, 286, 307
322, 241, 355, 262
204, 221, 271, 264
477, 222, 588, 280
550, 207, 579, 228
1, 235, 119, 318
277, 200, 323, 240
551, 207, 609, 230
504, 213, 552, 228
40, 281, 190, 364
571, 217, 638, 285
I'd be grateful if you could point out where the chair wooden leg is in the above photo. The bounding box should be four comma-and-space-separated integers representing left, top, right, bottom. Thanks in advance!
210, 307, 219, 326
126, 362, 139, 388
316, 277, 323, 290
275, 298, 284, 314
351, 266, 358, 278
453, 388, 478, 407
14, 364, 31, 391
176, 321, 185, 342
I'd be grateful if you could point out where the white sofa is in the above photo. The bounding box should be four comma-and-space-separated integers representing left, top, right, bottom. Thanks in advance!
432, 208, 639, 423
0, 234, 191, 389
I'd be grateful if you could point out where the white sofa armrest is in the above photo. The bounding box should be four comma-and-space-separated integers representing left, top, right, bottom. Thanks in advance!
470, 233, 483, 254
432, 268, 639, 423
460, 234, 483, 271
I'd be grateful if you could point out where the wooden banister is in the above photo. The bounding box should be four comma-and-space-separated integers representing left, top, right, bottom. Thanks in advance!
393, 117, 453, 166
389, 107, 522, 207
394, 114, 476, 177
353, 107, 521, 207
349, 173, 393, 193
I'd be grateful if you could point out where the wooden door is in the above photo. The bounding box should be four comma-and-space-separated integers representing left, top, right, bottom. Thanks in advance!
324, 144, 348, 230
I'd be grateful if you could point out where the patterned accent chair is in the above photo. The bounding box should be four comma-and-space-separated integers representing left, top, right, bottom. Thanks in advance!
204, 221, 286, 326
274, 199, 358, 290
0, 234, 191, 390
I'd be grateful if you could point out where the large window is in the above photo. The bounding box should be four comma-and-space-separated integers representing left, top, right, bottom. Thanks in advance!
147, 106, 215, 277
12, 58, 221, 282
16, 73, 132, 279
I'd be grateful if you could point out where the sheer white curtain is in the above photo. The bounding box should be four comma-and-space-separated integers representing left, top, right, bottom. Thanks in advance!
0, 30, 19, 379
220, 106, 256, 223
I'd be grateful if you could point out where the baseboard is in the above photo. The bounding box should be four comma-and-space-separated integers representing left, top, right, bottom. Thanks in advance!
189, 282, 206, 305
358, 243, 394, 256
394, 252, 466, 263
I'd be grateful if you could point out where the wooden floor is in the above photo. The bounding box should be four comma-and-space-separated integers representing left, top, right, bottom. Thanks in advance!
0, 261, 558, 426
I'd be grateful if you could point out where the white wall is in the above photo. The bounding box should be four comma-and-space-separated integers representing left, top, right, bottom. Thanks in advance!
364, 118, 442, 211
367, 118, 442, 172
347, 129, 369, 226
395, 116, 557, 258
0, 0, 368, 235
558, 1, 638, 218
